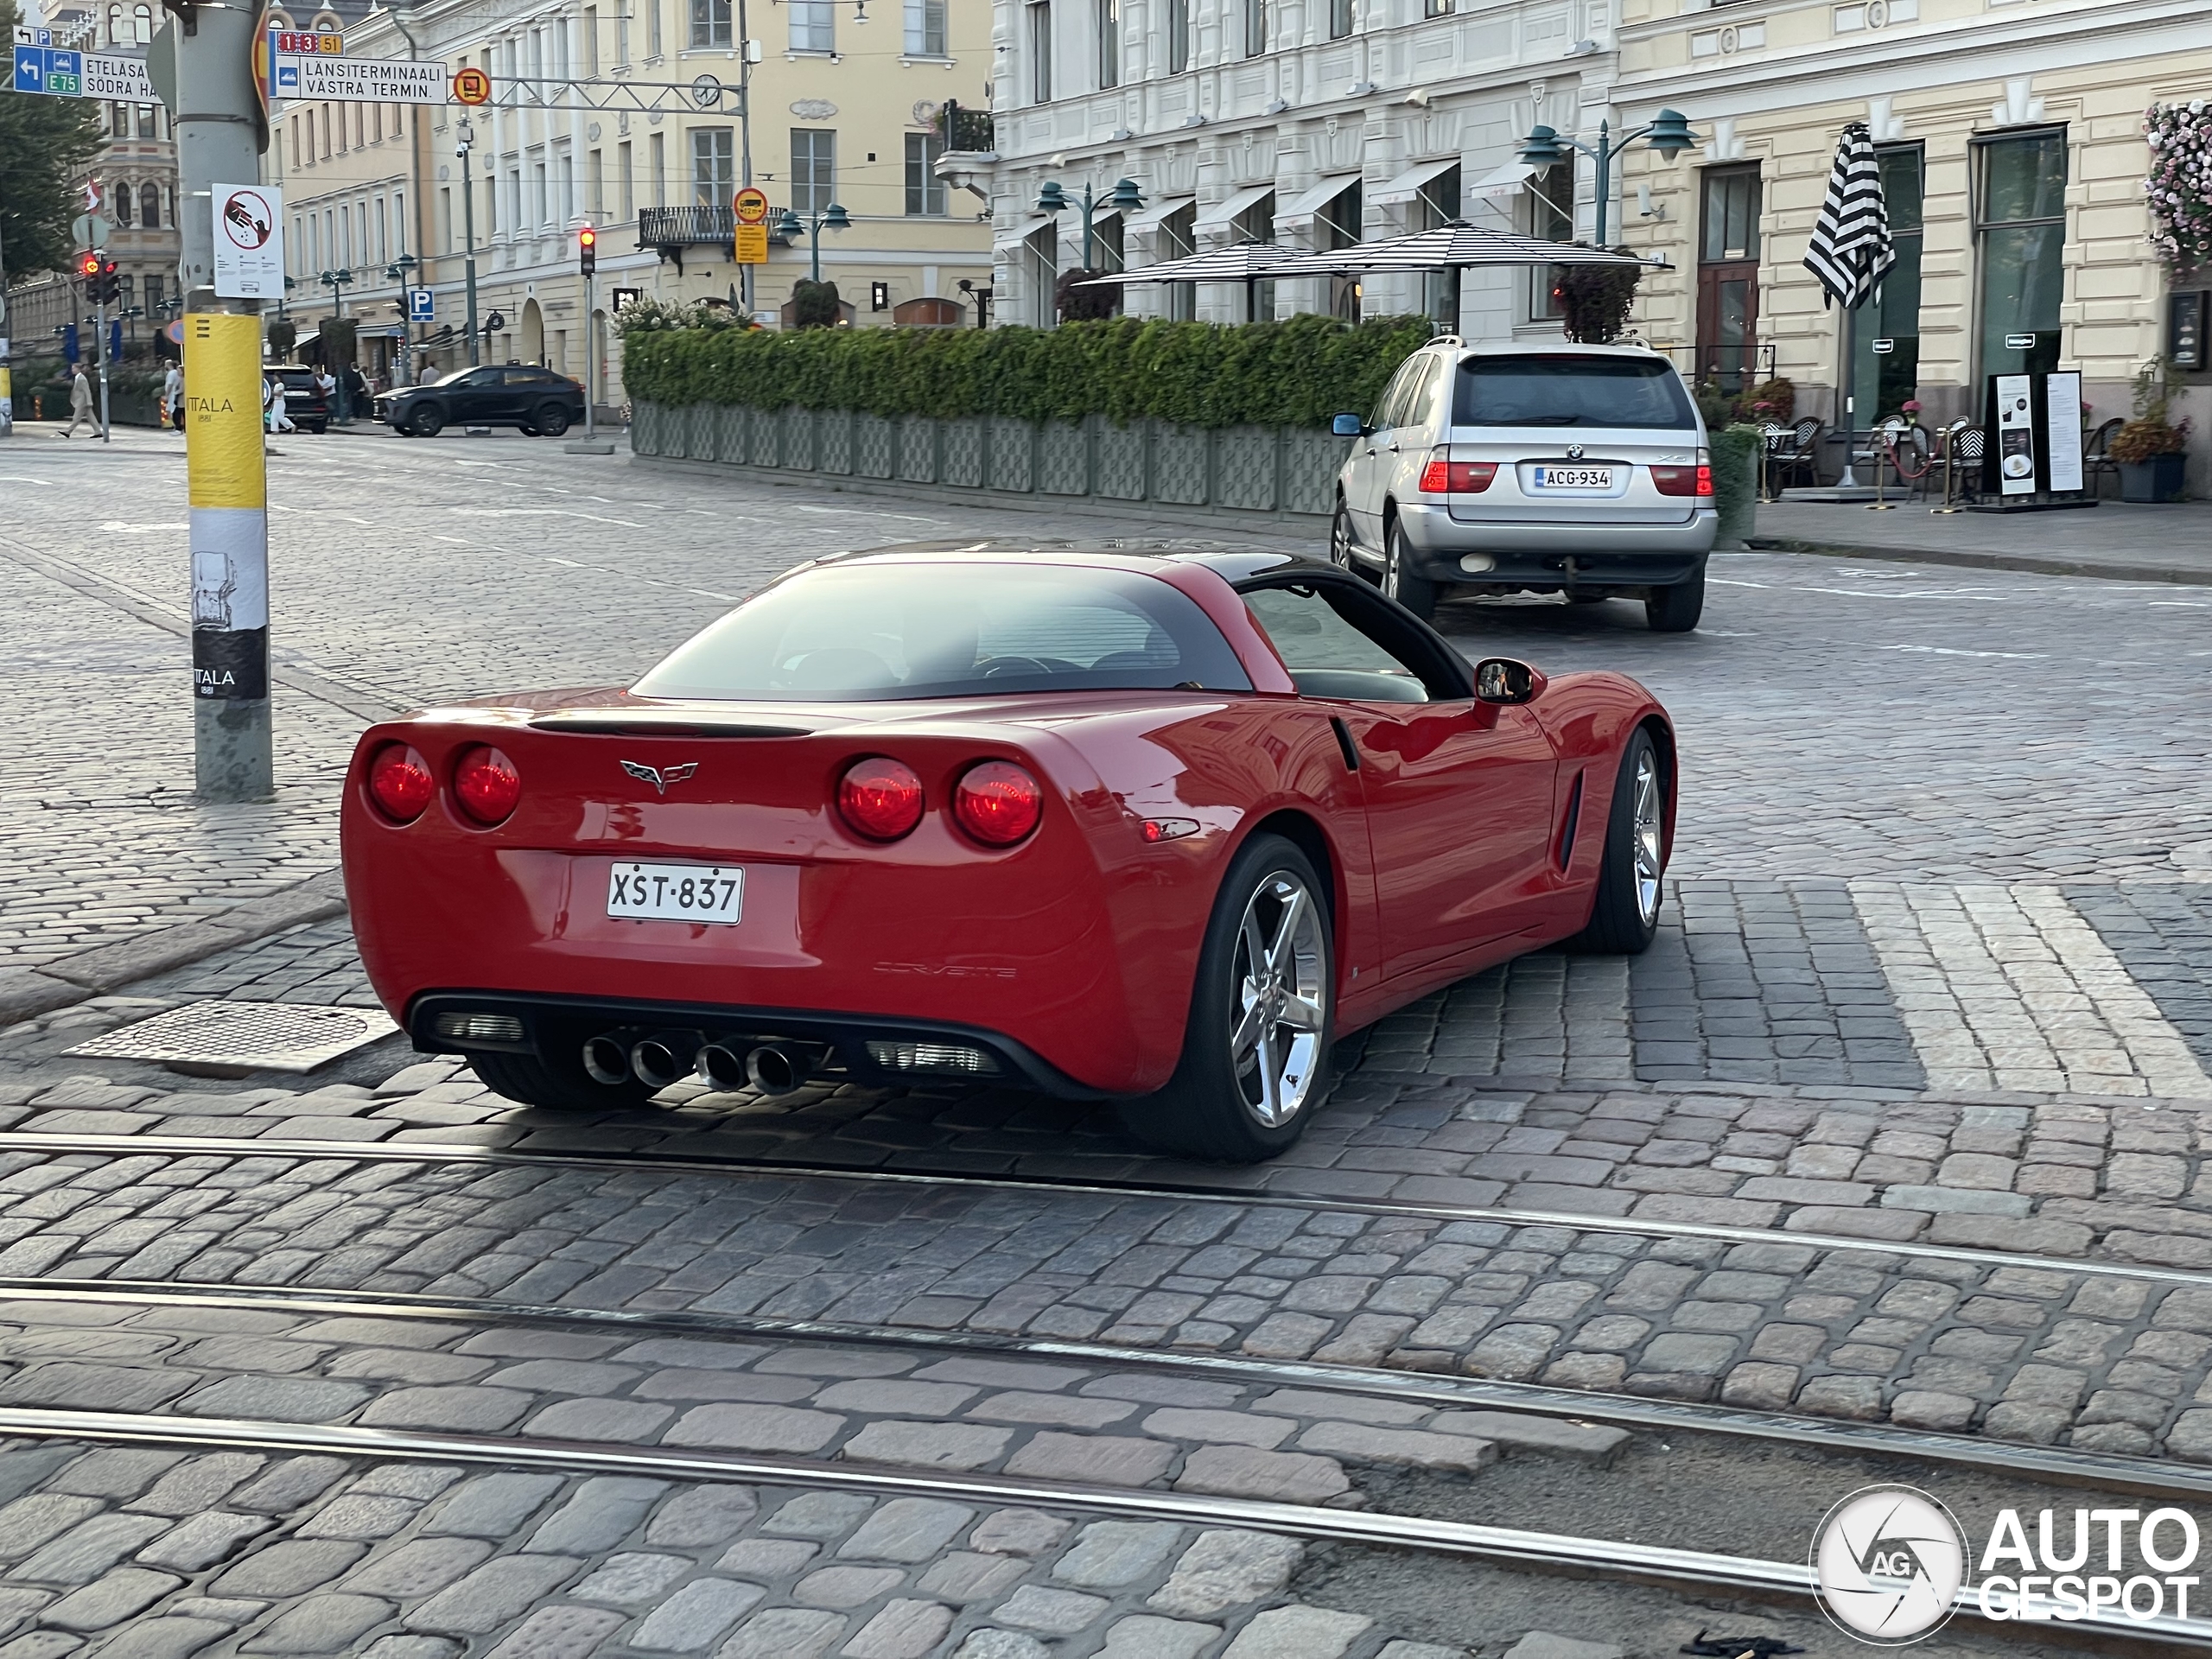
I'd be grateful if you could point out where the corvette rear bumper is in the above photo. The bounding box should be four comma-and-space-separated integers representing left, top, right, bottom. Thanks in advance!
408, 988, 1115, 1100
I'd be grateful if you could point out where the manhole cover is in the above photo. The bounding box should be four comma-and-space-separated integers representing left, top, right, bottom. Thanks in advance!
64, 1001, 399, 1073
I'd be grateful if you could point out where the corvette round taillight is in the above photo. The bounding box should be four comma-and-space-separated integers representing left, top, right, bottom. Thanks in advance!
453, 746, 522, 825
367, 744, 435, 823
839, 757, 925, 841
954, 760, 1043, 847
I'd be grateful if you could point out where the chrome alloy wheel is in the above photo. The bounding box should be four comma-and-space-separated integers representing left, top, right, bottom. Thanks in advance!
1329, 505, 1357, 570
1631, 747, 1664, 926
1229, 870, 1327, 1128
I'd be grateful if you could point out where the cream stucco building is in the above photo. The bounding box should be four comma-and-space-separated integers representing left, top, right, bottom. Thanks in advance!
275, 0, 993, 403
1611, 0, 2202, 478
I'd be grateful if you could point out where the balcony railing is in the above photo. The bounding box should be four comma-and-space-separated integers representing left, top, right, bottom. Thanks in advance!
937, 99, 994, 153
639, 206, 734, 248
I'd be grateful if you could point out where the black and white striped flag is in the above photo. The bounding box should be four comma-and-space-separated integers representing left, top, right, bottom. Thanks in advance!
1803, 123, 1894, 309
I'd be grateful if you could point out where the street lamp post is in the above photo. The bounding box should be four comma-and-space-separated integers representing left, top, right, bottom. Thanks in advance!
319, 267, 354, 316
455, 117, 481, 366
1516, 108, 1697, 248
1035, 177, 1144, 271
319, 269, 357, 423
775, 203, 852, 287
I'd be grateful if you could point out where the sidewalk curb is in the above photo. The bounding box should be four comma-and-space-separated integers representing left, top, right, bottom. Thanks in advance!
0, 870, 350, 1026
1745, 535, 2212, 588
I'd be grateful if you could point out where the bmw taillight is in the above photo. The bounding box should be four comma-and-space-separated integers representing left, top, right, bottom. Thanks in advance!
954, 761, 1043, 847
839, 757, 925, 841
1418, 451, 1498, 493
367, 744, 434, 823
1652, 463, 1714, 498
453, 746, 522, 824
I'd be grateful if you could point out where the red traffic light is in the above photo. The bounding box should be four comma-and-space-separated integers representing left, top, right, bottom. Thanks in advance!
578, 225, 596, 249
78, 251, 101, 278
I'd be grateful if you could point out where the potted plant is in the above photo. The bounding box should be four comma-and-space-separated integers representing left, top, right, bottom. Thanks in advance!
2113, 357, 2190, 502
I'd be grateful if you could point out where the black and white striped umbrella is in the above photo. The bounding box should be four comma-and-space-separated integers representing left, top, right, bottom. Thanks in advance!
1803, 123, 1894, 309
1072, 245, 1304, 284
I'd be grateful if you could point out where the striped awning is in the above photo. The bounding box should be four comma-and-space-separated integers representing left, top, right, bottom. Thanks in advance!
1193, 183, 1277, 232
1074, 244, 1303, 284
1260, 222, 1656, 276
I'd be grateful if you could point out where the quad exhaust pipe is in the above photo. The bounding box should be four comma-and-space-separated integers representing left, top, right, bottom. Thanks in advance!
696, 1040, 817, 1096
583, 1031, 819, 1096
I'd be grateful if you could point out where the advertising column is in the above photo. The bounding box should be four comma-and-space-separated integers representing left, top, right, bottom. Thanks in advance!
183, 312, 271, 792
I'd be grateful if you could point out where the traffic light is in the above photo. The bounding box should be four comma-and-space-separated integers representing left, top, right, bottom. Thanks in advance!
99, 258, 121, 305
77, 251, 101, 295
578, 224, 596, 276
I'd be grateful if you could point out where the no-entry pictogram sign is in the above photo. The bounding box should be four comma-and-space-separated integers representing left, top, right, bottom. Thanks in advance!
733, 186, 769, 226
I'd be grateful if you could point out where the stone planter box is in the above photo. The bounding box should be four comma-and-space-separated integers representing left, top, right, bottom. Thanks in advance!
2120, 454, 2187, 503
630, 401, 1351, 521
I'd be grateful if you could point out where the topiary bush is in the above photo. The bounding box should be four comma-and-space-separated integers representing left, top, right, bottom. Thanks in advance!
1554, 251, 1643, 345
620, 313, 1432, 429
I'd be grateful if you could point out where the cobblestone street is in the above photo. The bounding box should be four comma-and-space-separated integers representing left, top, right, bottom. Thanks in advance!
2, 427, 2211, 1656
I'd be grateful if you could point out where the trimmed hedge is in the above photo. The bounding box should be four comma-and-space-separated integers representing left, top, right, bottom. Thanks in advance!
620, 313, 1433, 429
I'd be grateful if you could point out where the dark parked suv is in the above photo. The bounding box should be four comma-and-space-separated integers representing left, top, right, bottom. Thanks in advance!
266, 365, 329, 434
375, 365, 587, 438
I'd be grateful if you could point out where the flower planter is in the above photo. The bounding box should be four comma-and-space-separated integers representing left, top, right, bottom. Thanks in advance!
2119, 454, 2186, 503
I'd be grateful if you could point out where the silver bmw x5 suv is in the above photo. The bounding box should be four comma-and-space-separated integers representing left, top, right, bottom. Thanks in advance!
1331, 340, 1719, 632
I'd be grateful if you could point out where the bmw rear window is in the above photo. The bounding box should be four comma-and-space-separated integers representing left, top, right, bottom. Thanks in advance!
633, 563, 1253, 702
1454, 355, 1695, 429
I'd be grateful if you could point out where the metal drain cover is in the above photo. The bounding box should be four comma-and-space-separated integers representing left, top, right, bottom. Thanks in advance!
65, 1001, 399, 1073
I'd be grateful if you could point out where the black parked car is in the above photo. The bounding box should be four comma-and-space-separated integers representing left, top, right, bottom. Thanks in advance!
375, 365, 587, 438
266, 365, 329, 434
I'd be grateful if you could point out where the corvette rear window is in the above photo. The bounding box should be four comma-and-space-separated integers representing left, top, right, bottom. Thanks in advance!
1453, 355, 1695, 429
633, 563, 1253, 702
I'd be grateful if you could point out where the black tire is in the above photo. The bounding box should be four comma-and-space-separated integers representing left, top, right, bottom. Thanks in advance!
1645, 567, 1706, 632
470, 1042, 658, 1112
309, 422, 327, 435
1382, 518, 1440, 621
1563, 728, 1666, 955
535, 403, 572, 437
410, 404, 446, 437
518, 426, 539, 437
1116, 833, 1334, 1163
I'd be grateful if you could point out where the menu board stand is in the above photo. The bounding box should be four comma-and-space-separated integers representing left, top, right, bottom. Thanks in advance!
1972, 371, 2098, 512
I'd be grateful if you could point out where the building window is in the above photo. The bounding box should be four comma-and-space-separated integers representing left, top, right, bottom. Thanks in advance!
1243, 0, 1267, 56
1696, 163, 1762, 391
1166, 0, 1189, 71
904, 0, 946, 55
1417, 164, 1460, 326
1096, 0, 1117, 86
532, 162, 548, 226
1232, 191, 1275, 320
905, 131, 947, 215
143, 274, 162, 313
585, 7, 600, 73
1331, 0, 1353, 38
693, 127, 734, 207
119, 274, 134, 308
588, 149, 604, 218
791, 128, 835, 213
650, 132, 666, 207
135, 102, 155, 137
620, 142, 634, 217
1026, 225, 1058, 327
1976, 129, 2065, 378
691, 0, 732, 46
1028, 0, 1052, 101
1422, 0, 1449, 14
618, 2, 631, 63
789, 0, 833, 51
648, 0, 663, 57
1848, 145, 1923, 424
130, 2, 149, 41
114, 185, 133, 228
1159, 201, 1196, 319
1528, 161, 1571, 319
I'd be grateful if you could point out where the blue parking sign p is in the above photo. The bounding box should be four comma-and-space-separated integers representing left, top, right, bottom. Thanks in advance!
408, 288, 434, 322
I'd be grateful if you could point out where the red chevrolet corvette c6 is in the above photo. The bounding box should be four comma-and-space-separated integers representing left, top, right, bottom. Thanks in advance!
340, 543, 1675, 1161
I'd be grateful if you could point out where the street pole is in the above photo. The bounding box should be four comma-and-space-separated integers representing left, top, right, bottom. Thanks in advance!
458, 124, 480, 366
1592, 119, 1611, 247
95, 289, 111, 442
584, 267, 597, 440
175, 0, 273, 803
737, 0, 754, 320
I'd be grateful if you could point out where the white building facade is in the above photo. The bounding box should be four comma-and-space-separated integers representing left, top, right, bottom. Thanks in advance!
974, 0, 1625, 336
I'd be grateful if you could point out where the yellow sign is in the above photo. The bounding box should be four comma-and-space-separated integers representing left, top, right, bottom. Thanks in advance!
734, 225, 768, 265
453, 65, 492, 105
733, 186, 770, 226
184, 313, 267, 510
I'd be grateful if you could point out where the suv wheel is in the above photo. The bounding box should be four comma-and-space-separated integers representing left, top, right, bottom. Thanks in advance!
535, 403, 572, 438
1383, 520, 1440, 621
410, 404, 446, 438
1645, 568, 1706, 633
1328, 503, 1375, 583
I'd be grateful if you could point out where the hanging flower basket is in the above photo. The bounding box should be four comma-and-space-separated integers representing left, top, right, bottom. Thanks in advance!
2145, 102, 2212, 275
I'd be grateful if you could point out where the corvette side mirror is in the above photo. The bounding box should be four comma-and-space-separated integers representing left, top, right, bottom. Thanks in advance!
1331, 412, 1367, 438
1473, 658, 1545, 704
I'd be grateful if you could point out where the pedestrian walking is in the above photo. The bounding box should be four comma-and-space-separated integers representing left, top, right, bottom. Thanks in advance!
162, 362, 184, 432
264, 372, 296, 435
58, 365, 95, 437
315, 365, 337, 423
341, 363, 367, 423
